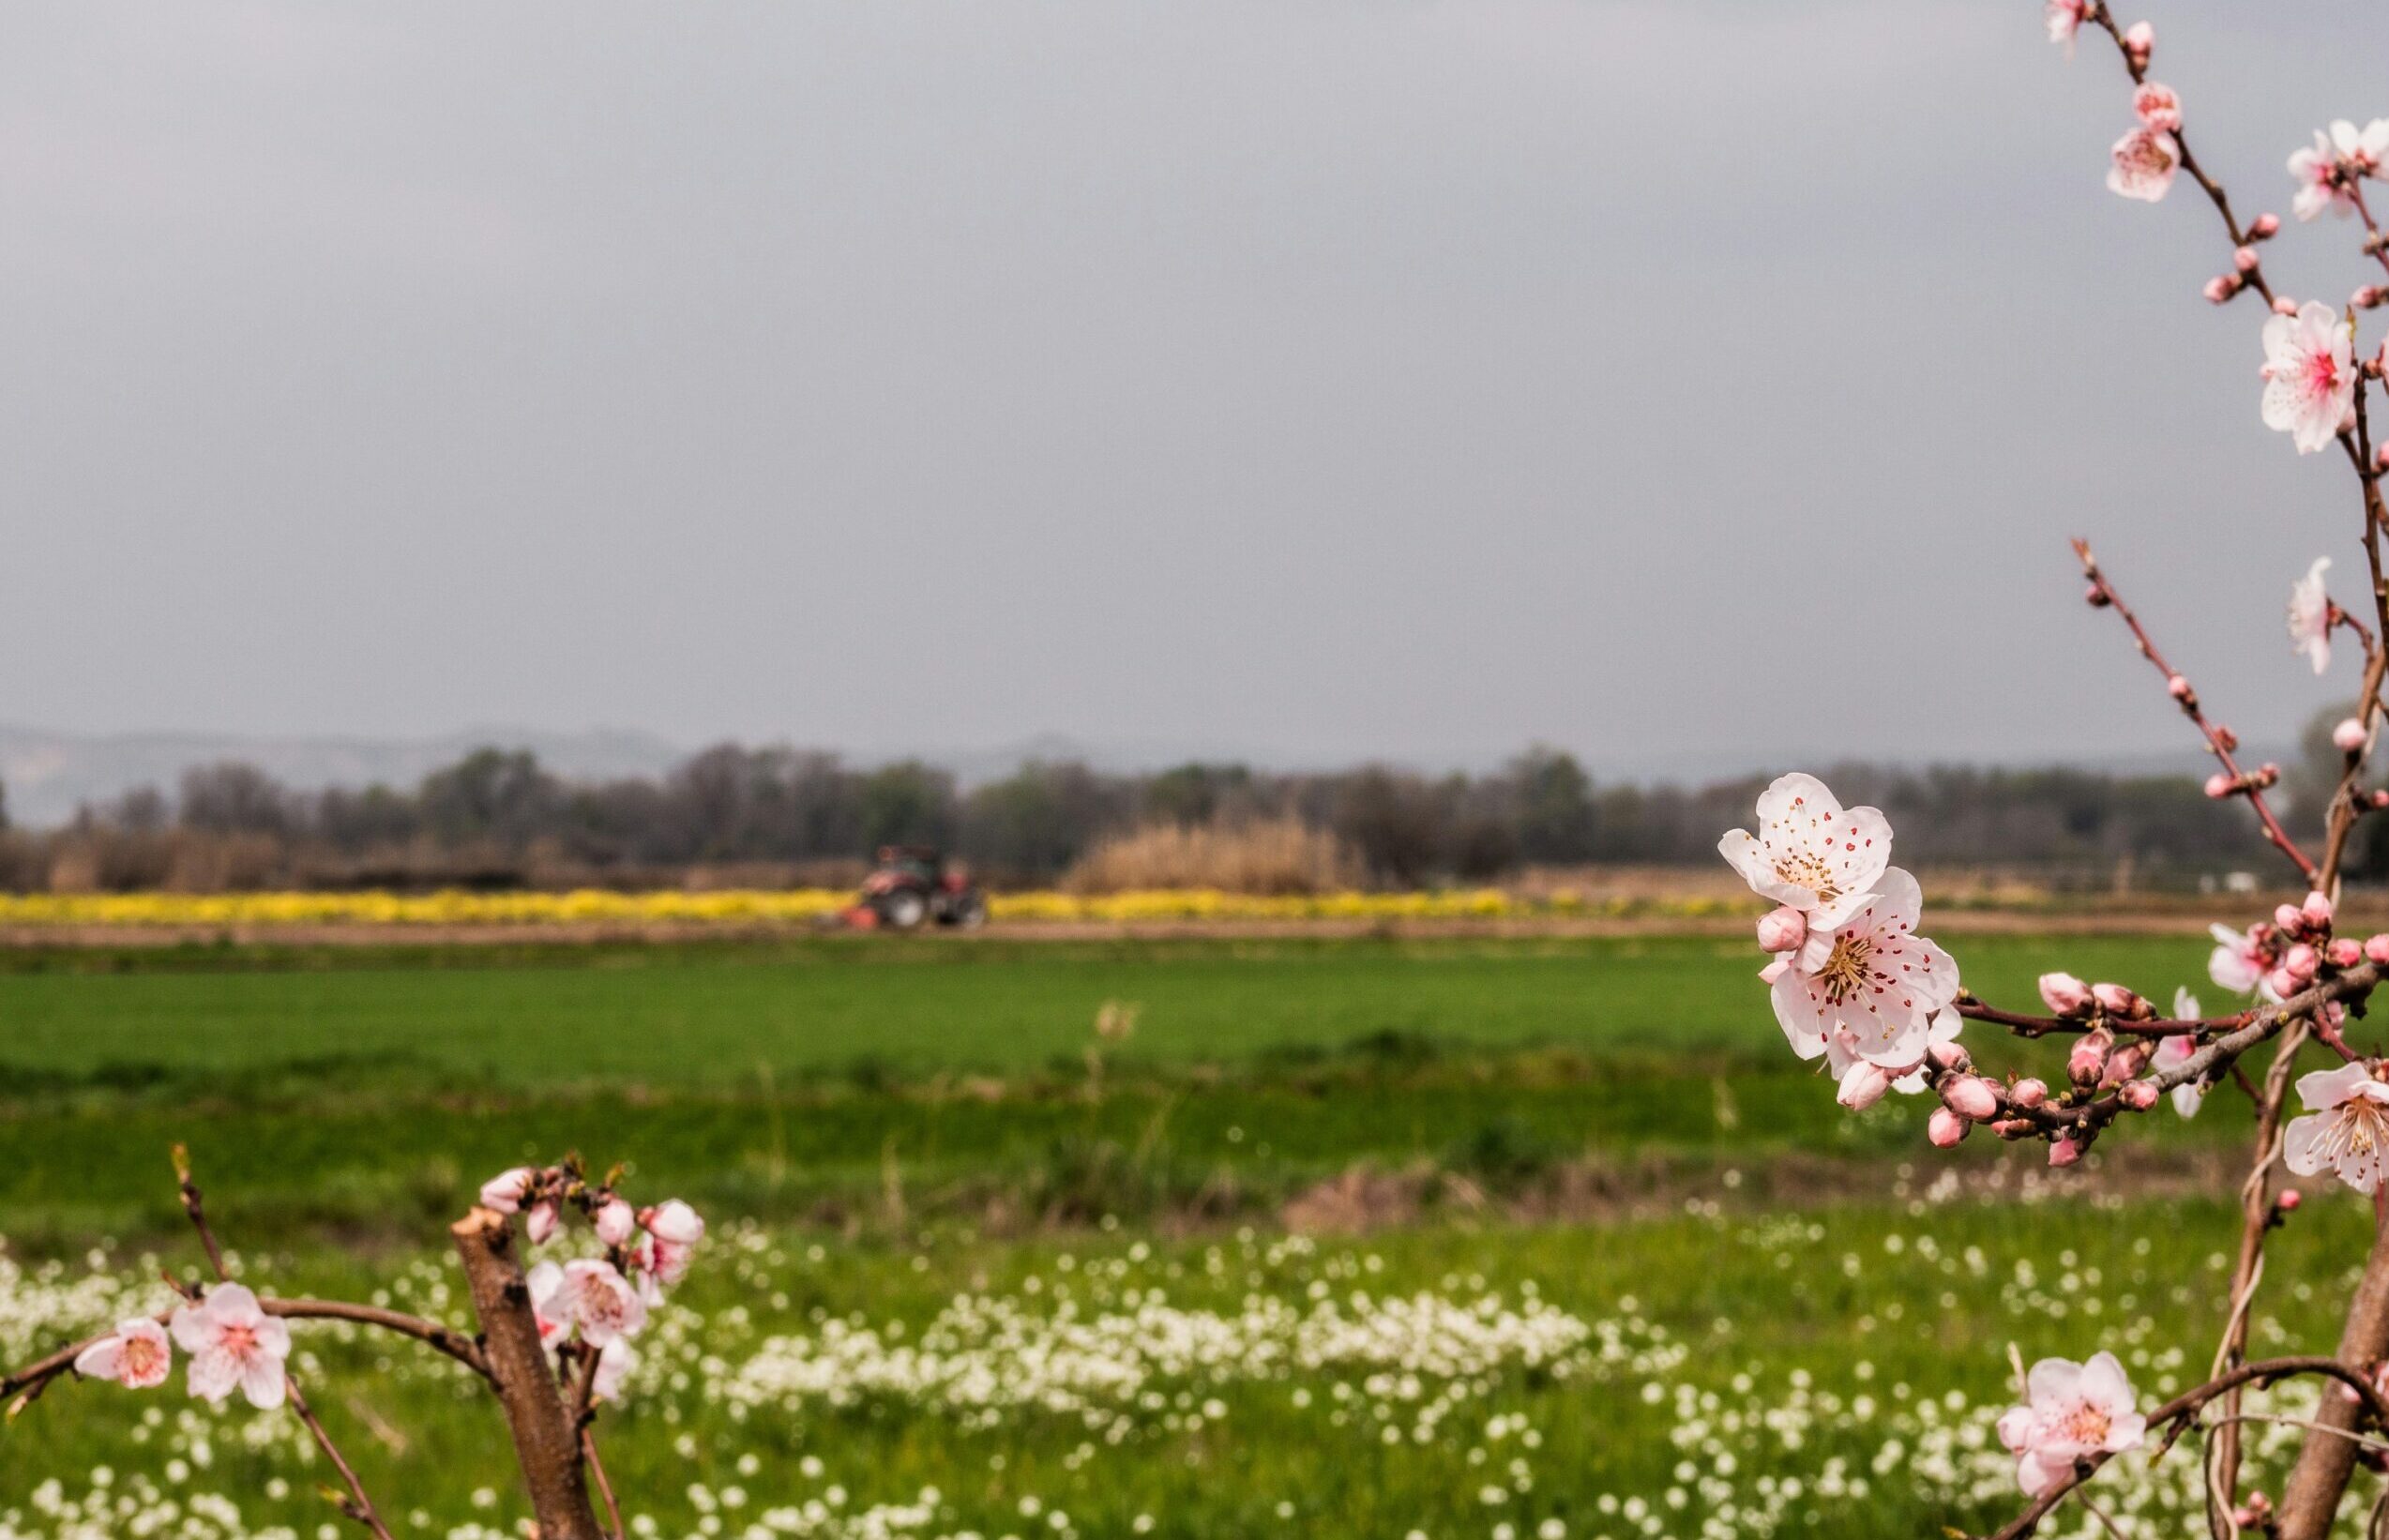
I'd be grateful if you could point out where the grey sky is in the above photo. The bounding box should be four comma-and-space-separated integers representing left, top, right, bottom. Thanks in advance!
3, 1, 2385, 778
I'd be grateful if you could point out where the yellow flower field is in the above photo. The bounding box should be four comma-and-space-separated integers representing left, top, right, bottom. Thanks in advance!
0, 886, 1756, 929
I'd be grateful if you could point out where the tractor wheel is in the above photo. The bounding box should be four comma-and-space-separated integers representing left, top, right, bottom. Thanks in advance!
951, 893, 988, 929
878, 890, 929, 930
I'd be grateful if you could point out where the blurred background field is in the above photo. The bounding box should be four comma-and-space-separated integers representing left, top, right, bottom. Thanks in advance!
0, 926, 2371, 1540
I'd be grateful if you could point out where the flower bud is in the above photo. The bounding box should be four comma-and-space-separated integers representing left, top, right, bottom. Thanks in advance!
2251, 212, 2281, 239
2330, 938, 2364, 968
2122, 20, 2153, 59
2360, 287, 2389, 311
2276, 901, 2306, 932
2011, 1078, 2049, 1109
2257, 762, 2281, 786
2068, 1026, 2113, 1089
2104, 1042, 2151, 1085
594, 1198, 637, 1248
2203, 772, 2234, 799
2049, 1136, 2084, 1168
2305, 890, 2337, 929
2278, 1187, 2303, 1213
1990, 1117, 2036, 1139
2265, 965, 2303, 1000
1928, 1039, 1970, 1072
2119, 1080, 2159, 1110
1837, 1061, 1892, 1111
1942, 1076, 2001, 1123
2166, 673, 2191, 700
2234, 246, 2260, 274
2091, 982, 2148, 1019
2204, 275, 2240, 304
525, 1200, 560, 1246
2038, 972, 2093, 1017
1756, 905, 1807, 955
2274, 295, 2300, 317
2215, 725, 2239, 751
2367, 933, 2389, 965
2284, 943, 2321, 985
1927, 1108, 1969, 1148
2085, 581, 2110, 607
2336, 717, 2370, 752
2378, 444, 2389, 476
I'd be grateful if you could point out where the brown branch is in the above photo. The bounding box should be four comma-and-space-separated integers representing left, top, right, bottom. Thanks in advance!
2277, 1201, 2389, 1539
173, 1155, 396, 1540
582, 1429, 626, 1540
2073, 540, 2316, 883
1981, 1356, 2389, 1540
450, 1206, 605, 1540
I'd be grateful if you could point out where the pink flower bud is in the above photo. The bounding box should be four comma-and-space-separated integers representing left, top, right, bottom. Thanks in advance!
2122, 20, 2153, 57
2091, 982, 2146, 1019
526, 1200, 560, 1246
1928, 1039, 1970, 1072
2361, 286, 2389, 310
2274, 295, 2300, 317
594, 1198, 637, 1248
2278, 1187, 2303, 1212
2038, 972, 2092, 1017
2215, 725, 2239, 751
2378, 444, 2389, 475
2104, 1043, 2151, 1085
1837, 1062, 1892, 1111
2234, 246, 2260, 274
2330, 938, 2364, 968
2367, 933, 2389, 965
2049, 1136, 2084, 1168
2257, 762, 2281, 786
2203, 772, 2234, 799
2011, 1078, 2049, 1109
2276, 902, 2306, 932
2119, 1080, 2159, 1110
1927, 1108, 1969, 1148
2204, 275, 2240, 304
2284, 943, 2321, 984
2306, 890, 2336, 929
2336, 717, 2369, 752
2068, 1026, 2113, 1089
1942, 1076, 2001, 1123
2265, 965, 2303, 1000
1756, 905, 1807, 955
2251, 212, 2281, 239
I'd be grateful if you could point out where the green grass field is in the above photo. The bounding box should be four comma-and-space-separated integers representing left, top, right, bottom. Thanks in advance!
0, 930, 2365, 1540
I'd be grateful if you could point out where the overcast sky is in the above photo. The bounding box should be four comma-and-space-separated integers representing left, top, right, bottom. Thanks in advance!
4, 1, 2386, 778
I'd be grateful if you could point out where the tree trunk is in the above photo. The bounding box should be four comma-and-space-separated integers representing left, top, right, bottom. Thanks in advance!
2276, 1205, 2389, 1540
450, 1207, 605, 1540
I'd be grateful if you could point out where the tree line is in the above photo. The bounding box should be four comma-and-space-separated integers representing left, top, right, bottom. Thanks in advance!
0, 738, 2322, 894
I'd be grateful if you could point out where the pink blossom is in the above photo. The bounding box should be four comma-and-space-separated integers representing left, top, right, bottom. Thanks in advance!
73, 1319, 172, 1390
1996, 1352, 2147, 1498
1770, 868, 1958, 1068
2283, 944, 2321, 986
1889, 1007, 1965, 1095
1927, 1107, 1969, 1147
2068, 1026, 2113, 1088
2152, 987, 2205, 1118
2262, 308, 2357, 456
2367, 933, 2389, 965
2132, 83, 2181, 133
528, 1259, 648, 1349
594, 1198, 638, 1249
2208, 922, 2276, 996
2306, 890, 2337, 929
2038, 973, 2092, 1017
2336, 717, 2369, 752
479, 1168, 537, 1215
2108, 127, 2181, 203
2202, 772, 2233, 798
2049, 1136, 2084, 1167
2330, 938, 2364, 968
591, 1336, 638, 1403
524, 1261, 569, 1345
642, 1199, 704, 1247
1718, 774, 1892, 930
2290, 121, 2389, 222
2284, 1060, 2389, 1195
2120, 21, 2154, 62
169, 1284, 292, 1410
524, 1200, 560, 1246
2044, 0, 2085, 52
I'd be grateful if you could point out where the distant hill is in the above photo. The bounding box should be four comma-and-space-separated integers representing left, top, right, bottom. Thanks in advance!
0, 725, 687, 829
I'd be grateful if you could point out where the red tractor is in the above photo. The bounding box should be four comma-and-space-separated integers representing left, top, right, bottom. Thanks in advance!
845, 846, 988, 930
